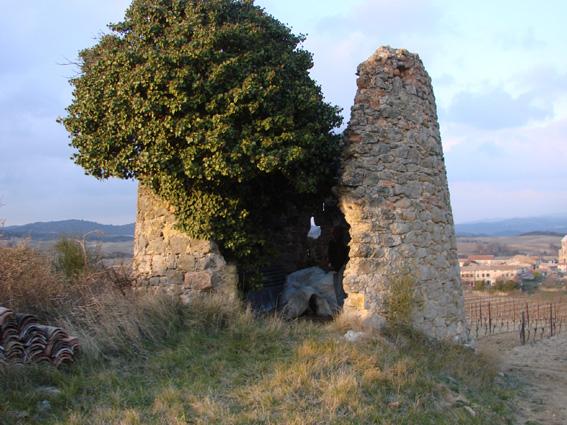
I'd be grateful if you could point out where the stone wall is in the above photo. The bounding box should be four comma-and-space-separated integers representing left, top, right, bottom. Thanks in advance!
132, 185, 237, 301
132, 185, 345, 295
337, 47, 469, 343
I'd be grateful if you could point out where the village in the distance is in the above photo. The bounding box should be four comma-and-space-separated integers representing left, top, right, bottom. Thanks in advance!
459, 235, 567, 291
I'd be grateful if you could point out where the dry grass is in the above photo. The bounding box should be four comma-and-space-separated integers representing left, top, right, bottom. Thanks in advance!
58, 289, 186, 360
0, 243, 66, 318
0, 243, 184, 359
1, 246, 514, 424
1, 295, 513, 424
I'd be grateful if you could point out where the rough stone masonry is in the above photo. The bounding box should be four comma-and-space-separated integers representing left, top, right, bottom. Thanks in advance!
337, 46, 469, 343
133, 185, 237, 302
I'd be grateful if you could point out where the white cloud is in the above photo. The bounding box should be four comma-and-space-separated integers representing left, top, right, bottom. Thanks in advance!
443, 88, 553, 130
443, 120, 567, 227
450, 181, 567, 223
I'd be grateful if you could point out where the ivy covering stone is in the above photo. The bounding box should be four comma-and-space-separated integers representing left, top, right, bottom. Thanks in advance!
62, 0, 342, 277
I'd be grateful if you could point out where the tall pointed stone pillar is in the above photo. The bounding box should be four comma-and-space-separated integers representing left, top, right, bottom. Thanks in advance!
337, 47, 469, 343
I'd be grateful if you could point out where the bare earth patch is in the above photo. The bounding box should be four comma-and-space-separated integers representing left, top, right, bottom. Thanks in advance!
478, 332, 567, 425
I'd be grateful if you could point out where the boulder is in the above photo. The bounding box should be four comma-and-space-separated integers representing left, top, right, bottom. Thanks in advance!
281, 267, 339, 320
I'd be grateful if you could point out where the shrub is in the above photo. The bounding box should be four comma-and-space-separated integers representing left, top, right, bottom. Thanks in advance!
61, 0, 342, 282
474, 280, 488, 291
0, 244, 65, 319
384, 269, 418, 328
0, 243, 185, 359
491, 279, 519, 292
52, 237, 89, 279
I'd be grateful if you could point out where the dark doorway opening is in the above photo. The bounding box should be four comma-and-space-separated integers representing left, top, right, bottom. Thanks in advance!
245, 196, 350, 316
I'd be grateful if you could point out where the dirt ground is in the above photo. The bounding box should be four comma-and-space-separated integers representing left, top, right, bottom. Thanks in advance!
478, 331, 567, 425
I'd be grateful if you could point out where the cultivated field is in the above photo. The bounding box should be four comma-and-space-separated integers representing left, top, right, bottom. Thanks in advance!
477, 311, 567, 425
467, 289, 567, 424
457, 234, 563, 257
464, 290, 567, 343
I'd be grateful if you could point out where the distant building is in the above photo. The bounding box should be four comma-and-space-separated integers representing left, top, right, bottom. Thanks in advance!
467, 255, 497, 266
507, 255, 538, 270
538, 261, 558, 276
460, 264, 527, 287
559, 235, 567, 265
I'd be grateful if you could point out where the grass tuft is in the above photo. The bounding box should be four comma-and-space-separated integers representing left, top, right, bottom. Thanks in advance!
384, 267, 420, 328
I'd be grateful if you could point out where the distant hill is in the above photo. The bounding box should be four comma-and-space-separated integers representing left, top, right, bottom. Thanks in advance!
456, 215, 567, 237
3, 215, 567, 241
518, 231, 565, 237
1, 220, 135, 242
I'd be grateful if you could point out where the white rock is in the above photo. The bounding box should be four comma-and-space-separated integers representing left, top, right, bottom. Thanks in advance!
344, 330, 366, 342
281, 267, 338, 319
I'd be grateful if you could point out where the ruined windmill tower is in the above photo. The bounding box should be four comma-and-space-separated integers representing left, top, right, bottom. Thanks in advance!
132, 46, 470, 344
337, 47, 469, 343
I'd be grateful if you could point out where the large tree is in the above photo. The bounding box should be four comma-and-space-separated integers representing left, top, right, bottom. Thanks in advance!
62, 0, 342, 278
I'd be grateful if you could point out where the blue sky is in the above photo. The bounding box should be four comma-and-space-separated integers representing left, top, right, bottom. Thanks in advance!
1, 0, 566, 225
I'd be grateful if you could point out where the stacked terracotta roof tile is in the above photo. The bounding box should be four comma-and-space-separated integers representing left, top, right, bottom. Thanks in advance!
0, 306, 80, 367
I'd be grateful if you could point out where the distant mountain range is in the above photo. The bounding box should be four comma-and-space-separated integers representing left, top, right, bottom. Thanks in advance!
455, 215, 567, 237
1, 220, 135, 242
2, 214, 566, 241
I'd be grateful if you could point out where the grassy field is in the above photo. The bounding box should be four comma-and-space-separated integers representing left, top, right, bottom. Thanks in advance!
0, 243, 515, 424
457, 234, 563, 257
1, 297, 514, 425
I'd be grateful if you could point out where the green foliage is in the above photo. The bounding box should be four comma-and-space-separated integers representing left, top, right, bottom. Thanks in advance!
491, 279, 519, 292
473, 280, 488, 291
61, 0, 342, 278
384, 269, 418, 328
53, 237, 88, 279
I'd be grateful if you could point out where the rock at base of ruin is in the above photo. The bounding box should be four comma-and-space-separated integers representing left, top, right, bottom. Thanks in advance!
337, 46, 470, 344
281, 267, 339, 319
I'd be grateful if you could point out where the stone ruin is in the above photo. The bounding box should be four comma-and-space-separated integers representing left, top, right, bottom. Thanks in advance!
132, 46, 470, 344
133, 185, 238, 302
336, 47, 468, 342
